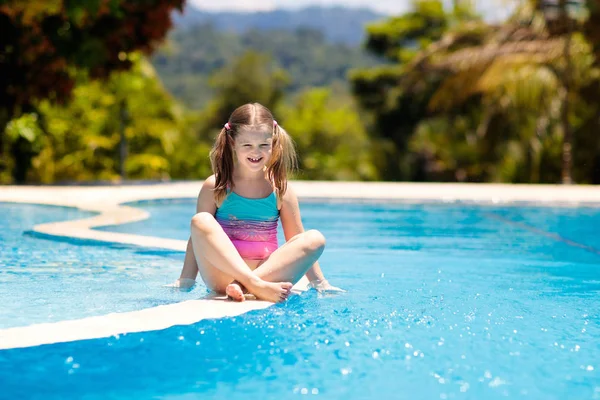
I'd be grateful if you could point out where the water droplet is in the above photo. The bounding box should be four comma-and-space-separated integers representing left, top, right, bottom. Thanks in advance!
587, 365, 594, 371
489, 377, 505, 387
301, 388, 308, 394
372, 351, 379, 359
65, 357, 73, 364
312, 388, 319, 394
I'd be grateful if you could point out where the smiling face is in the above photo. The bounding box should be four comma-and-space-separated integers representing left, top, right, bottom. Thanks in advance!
232, 127, 274, 173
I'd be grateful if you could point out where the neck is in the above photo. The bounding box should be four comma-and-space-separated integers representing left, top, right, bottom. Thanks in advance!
233, 168, 267, 182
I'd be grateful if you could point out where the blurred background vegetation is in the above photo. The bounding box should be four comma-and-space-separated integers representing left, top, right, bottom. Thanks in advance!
1, 0, 599, 184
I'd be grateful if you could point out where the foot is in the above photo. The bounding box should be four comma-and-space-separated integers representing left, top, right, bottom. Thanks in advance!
225, 281, 246, 302
246, 279, 293, 303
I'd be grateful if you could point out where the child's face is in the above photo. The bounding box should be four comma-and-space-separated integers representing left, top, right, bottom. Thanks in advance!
233, 128, 273, 173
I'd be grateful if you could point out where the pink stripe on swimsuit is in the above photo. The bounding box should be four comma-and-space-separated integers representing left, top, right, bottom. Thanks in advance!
215, 190, 279, 260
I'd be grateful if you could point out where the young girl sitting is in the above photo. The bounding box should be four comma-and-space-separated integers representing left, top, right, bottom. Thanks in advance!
175, 102, 342, 302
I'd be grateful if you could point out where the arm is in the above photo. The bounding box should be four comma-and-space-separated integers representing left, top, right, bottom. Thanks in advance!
280, 184, 343, 292
176, 176, 217, 288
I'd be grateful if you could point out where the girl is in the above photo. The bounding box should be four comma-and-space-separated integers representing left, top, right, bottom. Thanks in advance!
175, 103, 342, 303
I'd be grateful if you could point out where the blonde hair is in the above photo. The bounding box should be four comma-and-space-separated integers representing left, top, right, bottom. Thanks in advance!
210, 103, 297, 204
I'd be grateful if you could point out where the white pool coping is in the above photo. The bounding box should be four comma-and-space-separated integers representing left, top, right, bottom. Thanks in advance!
1, 181, 599, 350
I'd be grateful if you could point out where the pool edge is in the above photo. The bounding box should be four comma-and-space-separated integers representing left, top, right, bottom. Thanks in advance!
1, 181, 599, 349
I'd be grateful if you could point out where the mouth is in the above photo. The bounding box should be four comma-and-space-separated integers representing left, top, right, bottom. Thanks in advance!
247, 157, 263, 164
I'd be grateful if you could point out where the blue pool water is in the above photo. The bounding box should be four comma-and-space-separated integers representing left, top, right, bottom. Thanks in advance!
2, 199, 600, 399
0, 203, 202, 328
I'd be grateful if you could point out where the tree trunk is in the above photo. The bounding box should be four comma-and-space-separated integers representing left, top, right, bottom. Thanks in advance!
561, 17, 573, 184
0, 111, 11, 184
119, 99, 129, 181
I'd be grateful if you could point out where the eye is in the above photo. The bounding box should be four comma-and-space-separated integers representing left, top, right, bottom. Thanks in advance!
243, 144, 252, 147
260, 144, 270, 148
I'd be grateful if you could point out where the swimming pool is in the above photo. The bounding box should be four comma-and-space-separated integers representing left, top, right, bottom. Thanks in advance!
2, 199, 599, 399
0, 203, 202, 328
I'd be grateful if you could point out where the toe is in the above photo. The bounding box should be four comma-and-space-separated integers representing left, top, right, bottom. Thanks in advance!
226, 284, 245, 302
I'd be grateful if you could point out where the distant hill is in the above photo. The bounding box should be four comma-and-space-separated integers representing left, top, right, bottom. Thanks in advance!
172, 5, 385, 46
151, 24, 383, 110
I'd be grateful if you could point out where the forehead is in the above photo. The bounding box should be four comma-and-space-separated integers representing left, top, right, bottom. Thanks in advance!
235, 128, 273, 142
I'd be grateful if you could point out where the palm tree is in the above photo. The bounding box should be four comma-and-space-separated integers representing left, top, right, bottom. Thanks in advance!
403, 0, 597, 183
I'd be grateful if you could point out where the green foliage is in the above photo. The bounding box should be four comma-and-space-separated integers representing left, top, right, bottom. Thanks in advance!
364, 0, 447, 62
0, 0, 185, 182
279, 89, 380, 181
352, 0, 600, 183
151, 24, 382, 109
350, 0, 475, 180
14, 54, 200, 183
5, 2, 600, 185
189, 51, 290, 145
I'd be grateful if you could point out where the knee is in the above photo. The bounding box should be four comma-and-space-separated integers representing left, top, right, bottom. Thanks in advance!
304, 229, 326, 254
190, 212, 216, 234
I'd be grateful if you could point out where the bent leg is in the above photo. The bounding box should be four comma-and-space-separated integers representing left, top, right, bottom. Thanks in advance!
190, 212, 292, 303
252, 230, 326, 284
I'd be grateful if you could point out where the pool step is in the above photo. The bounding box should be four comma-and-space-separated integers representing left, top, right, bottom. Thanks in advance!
0, 278, 308, 350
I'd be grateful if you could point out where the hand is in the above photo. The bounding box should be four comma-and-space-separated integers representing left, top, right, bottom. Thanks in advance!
308, 279, 345, 293
164, 278, 196, 290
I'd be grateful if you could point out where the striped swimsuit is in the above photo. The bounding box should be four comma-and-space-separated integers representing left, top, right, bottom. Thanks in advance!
215, 190, 279, 260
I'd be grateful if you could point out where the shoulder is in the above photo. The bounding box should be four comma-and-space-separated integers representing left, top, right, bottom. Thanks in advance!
197, 174, 216, 198
195, 175, 218, 213
280, 182, 299, 209
203, 174, 216, 190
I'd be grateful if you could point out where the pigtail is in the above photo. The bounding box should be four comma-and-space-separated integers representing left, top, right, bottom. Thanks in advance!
210, 127, 234, 205
267, 124, 297, 199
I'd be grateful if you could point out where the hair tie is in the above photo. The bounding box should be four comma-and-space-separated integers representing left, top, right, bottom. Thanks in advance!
273, 120, 278, 127
224, 122, 230, 131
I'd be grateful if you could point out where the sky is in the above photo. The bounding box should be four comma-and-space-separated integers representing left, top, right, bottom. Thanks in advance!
187, 0, 516, 22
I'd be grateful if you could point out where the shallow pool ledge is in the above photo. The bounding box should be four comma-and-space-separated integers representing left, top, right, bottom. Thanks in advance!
0, 279, 308, 350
